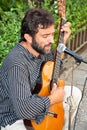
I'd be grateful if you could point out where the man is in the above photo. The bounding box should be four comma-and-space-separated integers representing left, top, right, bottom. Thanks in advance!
0, 8, 81, 130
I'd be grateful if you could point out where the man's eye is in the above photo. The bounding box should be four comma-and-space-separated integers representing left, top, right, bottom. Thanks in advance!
43, 35, 48, 38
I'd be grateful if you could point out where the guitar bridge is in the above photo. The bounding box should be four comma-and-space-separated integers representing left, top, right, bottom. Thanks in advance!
47, 111, 58, 118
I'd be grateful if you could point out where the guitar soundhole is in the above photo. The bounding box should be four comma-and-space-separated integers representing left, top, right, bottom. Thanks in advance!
32, 83, 42, 94
24, 119, 33, 128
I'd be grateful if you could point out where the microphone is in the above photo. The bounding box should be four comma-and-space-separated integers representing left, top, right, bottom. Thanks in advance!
57, 43, 87, 64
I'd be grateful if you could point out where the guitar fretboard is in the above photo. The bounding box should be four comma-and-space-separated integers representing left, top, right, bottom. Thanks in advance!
51, 18, 66, 87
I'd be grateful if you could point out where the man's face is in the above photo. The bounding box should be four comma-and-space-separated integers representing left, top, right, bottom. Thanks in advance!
32, 25, 55, 54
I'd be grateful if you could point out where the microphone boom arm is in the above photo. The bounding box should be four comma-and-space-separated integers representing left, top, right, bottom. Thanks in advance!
57, 43, 87, 64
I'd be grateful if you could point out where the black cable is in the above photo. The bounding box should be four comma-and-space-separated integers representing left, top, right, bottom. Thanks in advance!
73, 76, 87, 130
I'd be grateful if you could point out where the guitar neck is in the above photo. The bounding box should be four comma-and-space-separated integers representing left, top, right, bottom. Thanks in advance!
51, 19, 66, 84
59, 18, 66, 44
50, 0, 66, 88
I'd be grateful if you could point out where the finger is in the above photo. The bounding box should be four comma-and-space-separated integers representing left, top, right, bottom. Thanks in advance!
51, 83, 57, 94
61, 22, 71, 29
63, 22, 71, 27
53, 83, 57, 88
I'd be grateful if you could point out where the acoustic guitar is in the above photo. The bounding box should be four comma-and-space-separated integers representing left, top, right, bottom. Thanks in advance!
24, 0, 66, 130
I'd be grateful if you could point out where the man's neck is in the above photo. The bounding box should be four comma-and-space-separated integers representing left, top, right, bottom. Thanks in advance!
21, 41, 40, 58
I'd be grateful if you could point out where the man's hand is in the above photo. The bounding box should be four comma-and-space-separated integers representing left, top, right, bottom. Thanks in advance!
48, 83, 65, 106
58, 22, 71, 59
61, 22, 71, 44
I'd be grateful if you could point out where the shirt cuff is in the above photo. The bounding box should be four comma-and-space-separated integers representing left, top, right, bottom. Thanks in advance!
35, 96, 50, 124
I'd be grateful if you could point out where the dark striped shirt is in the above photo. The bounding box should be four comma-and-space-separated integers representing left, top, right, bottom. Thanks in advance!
0, 43, 54, 127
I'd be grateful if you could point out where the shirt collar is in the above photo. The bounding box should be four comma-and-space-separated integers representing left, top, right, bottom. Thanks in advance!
17, 43, 47, 62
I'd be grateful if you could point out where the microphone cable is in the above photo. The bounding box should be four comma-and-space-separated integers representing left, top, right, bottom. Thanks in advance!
73, 76, 87, 130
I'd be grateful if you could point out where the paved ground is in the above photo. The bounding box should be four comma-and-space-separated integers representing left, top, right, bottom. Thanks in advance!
60, 45, 87, 130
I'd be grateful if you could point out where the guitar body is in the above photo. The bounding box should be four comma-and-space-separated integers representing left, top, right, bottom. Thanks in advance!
31, 61, 65, 130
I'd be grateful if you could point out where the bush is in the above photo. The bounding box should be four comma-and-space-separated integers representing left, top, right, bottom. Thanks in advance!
0, 10, 21, 65
0, 1, 29, 66
0, 0, 87, 66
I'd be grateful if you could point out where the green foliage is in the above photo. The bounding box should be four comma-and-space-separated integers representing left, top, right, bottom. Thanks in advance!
0, 0, 87, 66
0, 11, 20, 65
66, 0, 87, 34
0, 0, 29, 66
0, 0, 28, 11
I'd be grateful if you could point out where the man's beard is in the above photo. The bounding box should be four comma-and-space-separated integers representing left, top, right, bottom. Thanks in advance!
32, 38, 52, 55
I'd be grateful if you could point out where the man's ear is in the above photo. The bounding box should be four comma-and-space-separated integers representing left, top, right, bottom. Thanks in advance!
24, 34, 32, 44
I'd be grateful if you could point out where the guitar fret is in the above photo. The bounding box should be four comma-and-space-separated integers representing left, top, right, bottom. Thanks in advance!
52, 17, 66, 85
52, 51, 61, 84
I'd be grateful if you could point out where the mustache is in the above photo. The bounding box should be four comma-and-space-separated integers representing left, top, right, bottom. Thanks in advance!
45, 43, 52, 47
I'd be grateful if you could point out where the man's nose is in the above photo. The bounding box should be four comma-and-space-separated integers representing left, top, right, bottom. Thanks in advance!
48, 35, 54, 43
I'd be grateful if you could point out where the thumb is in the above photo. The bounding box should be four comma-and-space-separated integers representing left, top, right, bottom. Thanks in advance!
53, 83, 57, 88
51, 83, 57, 94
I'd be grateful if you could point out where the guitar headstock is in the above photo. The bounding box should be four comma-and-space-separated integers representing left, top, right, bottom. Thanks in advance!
57, 0, 66, 19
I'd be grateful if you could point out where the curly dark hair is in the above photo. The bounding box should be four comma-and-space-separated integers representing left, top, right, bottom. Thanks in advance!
20, 8, 54, 41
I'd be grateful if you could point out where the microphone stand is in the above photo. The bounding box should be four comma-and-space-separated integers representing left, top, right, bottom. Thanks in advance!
67, 60, 81, 130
